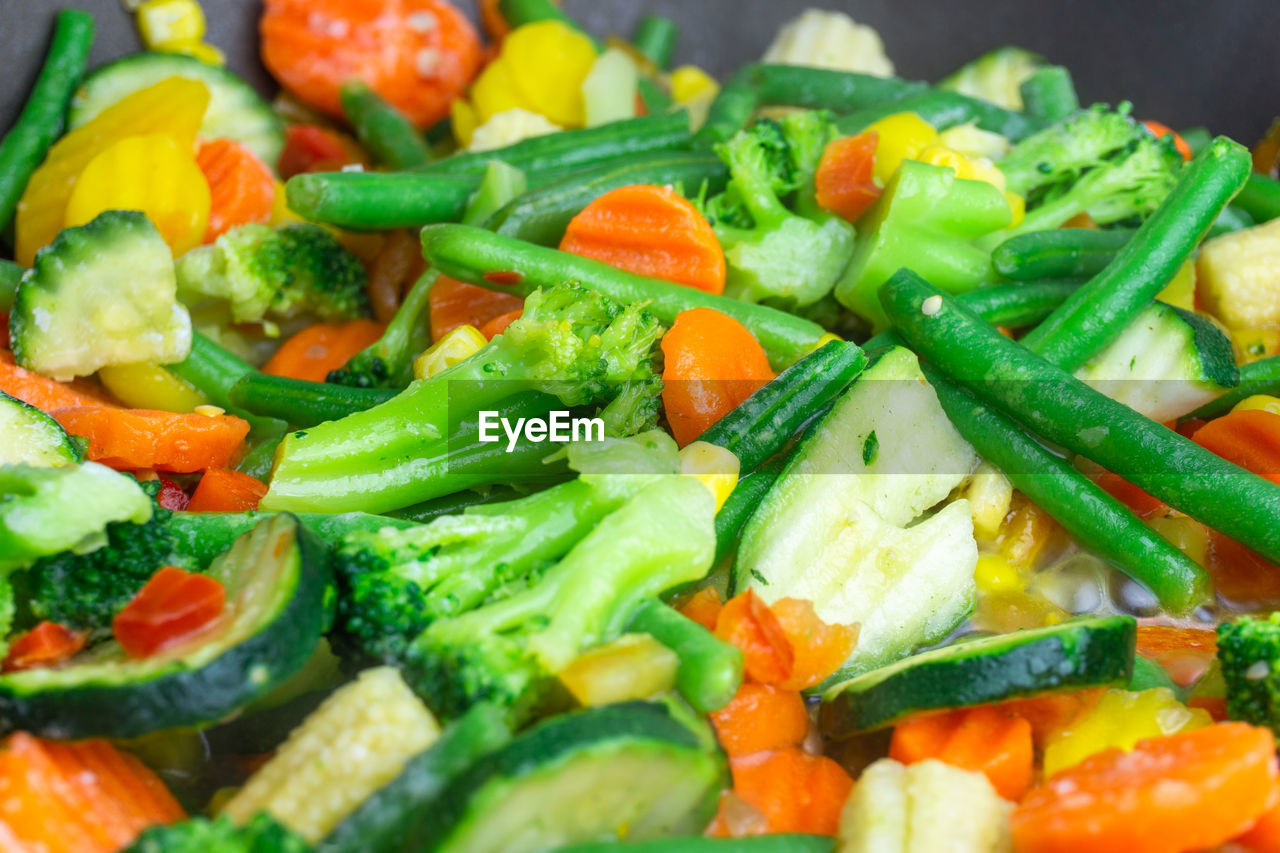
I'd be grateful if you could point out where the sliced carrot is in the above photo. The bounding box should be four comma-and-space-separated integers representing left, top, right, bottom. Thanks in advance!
263, 319, 385, 383
1142, 120, 1193, 161
999, 689, 1103, 747
186, 468, 269, 513
815, 131, 881, 222
1193, 409, 1280, 486
478, 308, 522, 340
113, 567, 226, 659
713, 590, 794, 686
725, 748, 853, 836
678, 587, 722, 631
660, 308, 775, 447
1, 622, 89, 674
276, 123, 366, 178
260, 0, 482, 128
0, 734, 106, 852
768, 598, 858, 691
1209, 531, 1280, 610
1236, 792, 1280, 853
1095, 470, 1168, 518
0, 350, 115, 412
52, 407, 251, 473
428, 274, 524, 342
889, 704, 1034, 801
1012, 722, 1278, 853
710, 683, 810, 758
196, 138, 276, 242
1136, 625, 1219, 688
559, 184, 727, 294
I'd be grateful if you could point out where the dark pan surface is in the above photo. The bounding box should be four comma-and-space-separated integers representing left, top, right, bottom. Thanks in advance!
2, 0, 1278, 144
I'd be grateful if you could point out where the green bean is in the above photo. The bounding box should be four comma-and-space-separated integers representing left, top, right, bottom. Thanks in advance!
0, 10, 94, 233
692, 64, 758, 149
167, 332, 286, 435
285, 171, 476, 230
836, 89, 1044, 140
752, 64, 928, 112
883, 269, 1280, 567
636, 77, 675, 113
1235, 173, 1280, 224
415, 112, 691, 178
0, 260, 24, 312
1021, 136, 1252, 371
992, 228, 1135, 281
339, 79, 432, 170
484, 151, 728, 245
631, 15, 678, 69
923, 363, 1210, 614
1187, 356, 1280, 420
228, 373, 400, 428
714, 458, 784, 565
1180, 126, 1213, 156
1019, 66, 1079, 123
420, 224, 827, 368
628, 598, 743, 714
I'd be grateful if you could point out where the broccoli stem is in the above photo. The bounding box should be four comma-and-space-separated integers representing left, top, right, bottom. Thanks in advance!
166, 510, 417, 567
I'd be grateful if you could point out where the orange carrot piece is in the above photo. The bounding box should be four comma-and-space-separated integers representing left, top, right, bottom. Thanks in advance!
727, 748, 853, 836
0, 350, 115, 412
1209, 530, 1280, 611
1235, 788, 1280, 852
0, 734, 106, 853
710, 683, 811, 758
889, 704, 1034, 801
186, 468, 269, 512
52, 407, 251, 473
1142, 120, 1193, 161
999, 689, 1103, 747
815, 131, 881, 222
478, 308, 522, 340
714, 590, 794, 686
114, 567, 227, 659
196, 138, 276, 242
263, 319, 385, 383
1, 622, 89, 674
1193, 409, 1280, 486
559, 184, 728, 294
1012, 722, 1279, 853
660, 308, 775, 447
260, 0, 482, 128
768, 598, 858, 691
276, 123, 366, 178
1095, 470, 1168, 518
678, 587, 723, 631
1136, 625, 1219, 688
428, 274, 524, 342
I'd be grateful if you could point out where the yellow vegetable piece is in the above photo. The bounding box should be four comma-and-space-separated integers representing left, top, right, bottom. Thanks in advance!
557, 633, 678, 706
997, 497, 1056, 570
1145, 513, 1211, 569
1042, 688, 1211, 778
1232, 328, 1280, 364
678, 441, 741, 513
501, 21, 598, 127
670, 65, 719, 104
469, 56, 527, 125
1005, 191, 1025, 229
136, 0, 205, 50
813, 331, 844, 350
1156, 259, 1197, 312
98, 363, 210, 413
1233, 395, 1280, 416
65, 133, 211, 256
162, 39, 226, 66
269, 180, 303, 226
16, 77, 210, 264
413, 325, 488, 380
450, 97, 480, 147
865, 112, 938, 185
974, 553, 1022, 595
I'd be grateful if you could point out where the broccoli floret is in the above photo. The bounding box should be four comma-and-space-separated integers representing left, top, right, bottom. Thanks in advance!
124, 813, 311, 853
176, 223, 369, 326
405, 473, 715, 722
701, 112, 856, 308
330, 431, 681, 669
996, 103, 1185, 235
264, 282, 666, 514
1218, 613, 1280, 735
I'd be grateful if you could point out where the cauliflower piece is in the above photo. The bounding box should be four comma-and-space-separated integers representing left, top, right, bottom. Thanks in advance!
1198, 217, 1280, 330
762, 9, 895, 77
467, 108, 561, 153
939, 123, 1013, 161
838, 758, 1014, 853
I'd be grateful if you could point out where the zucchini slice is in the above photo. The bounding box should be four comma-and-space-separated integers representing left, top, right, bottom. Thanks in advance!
819, 615, 1137, 737
0, 514, 330, 739
0, 390, 80, 466
405, 701, 726, 853
69, 52, 285, 166
938, 46, 1045, 110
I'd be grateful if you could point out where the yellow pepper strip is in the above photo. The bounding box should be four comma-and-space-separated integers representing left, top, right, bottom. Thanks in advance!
1042, 688, 1211, 778
16, 77, 209, 264
497, 21, 598, 127
678, 441, 740, 513
1156, 260, 1197, 312
557, 633, 678, 706
469, 56, 528, 127
161, 39, 226, 66
135, 0, 205, 49
98, 363, 209, 412
450, 98, 480, 148
670, 65, 719, 104
269, 180, 303, 226
413, 325, 488, 380
865, 112, 938, 186
1233, 395, 1280, 416
65, 133, 211, 256
974, 552, 1022, 595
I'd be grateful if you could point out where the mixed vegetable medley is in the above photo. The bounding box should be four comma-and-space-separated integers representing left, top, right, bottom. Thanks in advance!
3, 0, 1280, 850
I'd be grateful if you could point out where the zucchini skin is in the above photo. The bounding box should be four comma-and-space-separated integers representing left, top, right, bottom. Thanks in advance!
0, 515, 331, 739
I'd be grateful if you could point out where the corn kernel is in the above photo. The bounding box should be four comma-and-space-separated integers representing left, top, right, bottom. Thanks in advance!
865, 112, 938, 185
1042, 688, 1211, 777
558, 633, 678, 706
413, 325, 488, 380
678, 441, 740, 512
136, 0, 206, 50
974, 553, 1022, 595
1233, 395, 1280, 416
670, 65, 719, 104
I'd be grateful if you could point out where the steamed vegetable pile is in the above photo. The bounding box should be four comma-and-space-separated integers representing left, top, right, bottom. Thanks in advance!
3, 1, 1280, 851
